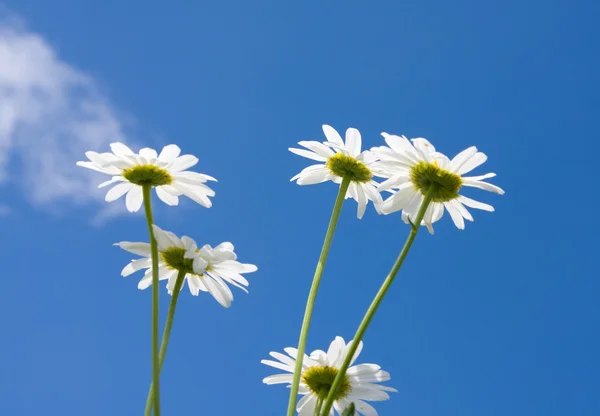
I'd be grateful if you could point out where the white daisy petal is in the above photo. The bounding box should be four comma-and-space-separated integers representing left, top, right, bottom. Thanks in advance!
462, 179, 505, 195
289, 147, 328, 162
449, 146, 477, 173
125, 186, 144, 212
158, 144, 181, 163
458, 152, 487, 175
105, 182, 134, 202
156, 186, 179, 206
458, 195, 494, 212
139, 147, 158, 160
170, 155, 199, 172
345, 127, 362, 158
110, 142, 135, 157
322, 124, 344, 147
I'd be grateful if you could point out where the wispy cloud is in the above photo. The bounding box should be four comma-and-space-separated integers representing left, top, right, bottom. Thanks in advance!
0, 13, 133, 217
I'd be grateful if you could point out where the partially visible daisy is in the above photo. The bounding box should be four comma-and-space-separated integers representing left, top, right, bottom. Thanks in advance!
115, 225, 257, 307
77, 143, 216, 212
371, 134, 504, 233
289, 125, 383, 219
262, 336, 396, 416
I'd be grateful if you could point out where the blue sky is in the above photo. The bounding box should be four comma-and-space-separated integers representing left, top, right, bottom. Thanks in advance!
0, 0, 598, 415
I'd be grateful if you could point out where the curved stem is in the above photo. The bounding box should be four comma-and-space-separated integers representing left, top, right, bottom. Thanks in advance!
286, 176, 351, 416
142, 185, 161, 416
144, 270, 187, 415
320, 189, 435, 416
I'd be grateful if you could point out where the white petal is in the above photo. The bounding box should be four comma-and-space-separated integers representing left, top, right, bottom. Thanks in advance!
139, 147, 158, 160
451, 199, 473, 222
381, 184, 416, 214
297, 394, 317, 416
260, 359, 292, 373
156, 186, 179, 206
458, 152, 487, 175
449, 146, 477, 173
462, 172, 496, 182
158, 144, 181, 163
203, 276, 232, 307
110, 142, 135, 157
297, 141, 335, 158
345, 128, 362, 158
152, 225, 176, 251
105, 182, 135, 202
351, 386, 390, 401
326, 336, 346, 367
170, 154, 199, 172
125, 186, 144, 212
352, 399, 378, 416
193, 256, 208, 274
98, 176, 124, 188
121, 257, 152, 276
458, 195, 494, 212
172, 171, 217, 184
462, 179, 505, 195
295, 168, 331, 185
377, 173, 411, 192
269, 351, 297, 368
347, 364, 381, 377
262, 373, 294, 385
322, 124, 344, 147
172, 182, 213, 207
355, 186, 368, 219
289, 147, 328, 162
115, 242, 151, 256
444, 201, 465, 229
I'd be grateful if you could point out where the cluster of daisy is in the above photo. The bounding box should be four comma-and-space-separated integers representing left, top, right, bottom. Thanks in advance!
290, 125, 503, 231
264, 124, 503, 416
78, 124, 503, 416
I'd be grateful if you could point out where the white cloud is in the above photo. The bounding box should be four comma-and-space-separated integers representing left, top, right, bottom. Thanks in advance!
0, 14, 133, 215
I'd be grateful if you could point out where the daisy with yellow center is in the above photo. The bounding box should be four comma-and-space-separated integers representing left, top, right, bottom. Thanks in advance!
262, 336, 396, 416
116, 225, 257, 307
290, 125, 382, 219
372, 133, 504, 233
77, 142, 216, 212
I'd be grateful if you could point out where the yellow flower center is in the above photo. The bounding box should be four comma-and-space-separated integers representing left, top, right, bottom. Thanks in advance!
122, 164, 173, 186
326, 153, 372, 183
160, 247, 204, 276
410, 161, 462, 202
302, 365, 351, 400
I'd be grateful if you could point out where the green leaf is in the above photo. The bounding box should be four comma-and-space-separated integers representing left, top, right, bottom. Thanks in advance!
341, 402, 356, 416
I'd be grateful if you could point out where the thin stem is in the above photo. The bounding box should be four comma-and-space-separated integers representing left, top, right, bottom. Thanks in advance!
144, 270, 187, 415
313, 396, 324, 416
142, 185, 161, 416
320, 189, 435, 416
286, 176, 352, 416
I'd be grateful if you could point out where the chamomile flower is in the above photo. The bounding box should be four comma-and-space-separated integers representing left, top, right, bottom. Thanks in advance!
115, 225, 256, 307
289, 125, 383, 219
371, 134, 504, 233
262, 336, 396, 416
77, 143, 216, 212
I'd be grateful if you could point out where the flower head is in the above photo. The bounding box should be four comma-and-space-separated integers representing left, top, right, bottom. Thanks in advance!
262, 336, 396, 416
77, 143, 216, 212
289, 125, 383, 219
115, 225, 257, 307
371, 134, 504, 233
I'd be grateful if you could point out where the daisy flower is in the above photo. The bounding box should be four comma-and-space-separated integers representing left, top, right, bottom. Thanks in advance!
115, 225, 257, 307
77, 142, 216, 212
371, 134, 504, 233
262, 336, 396, 416
289, 125, 383, 219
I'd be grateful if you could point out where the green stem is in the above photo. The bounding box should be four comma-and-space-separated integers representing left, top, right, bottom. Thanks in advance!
320, 189, 435, 416
144, 270, 187, 415
286, 176, 352, 416
313, 397, 323, 416
142, 185, 161, 416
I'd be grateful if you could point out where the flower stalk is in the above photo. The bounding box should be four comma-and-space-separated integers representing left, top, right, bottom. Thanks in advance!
142, 185, 161, 416
320, 187, 435, 416
286, 176, 352, 416
144, 270, 187, 415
